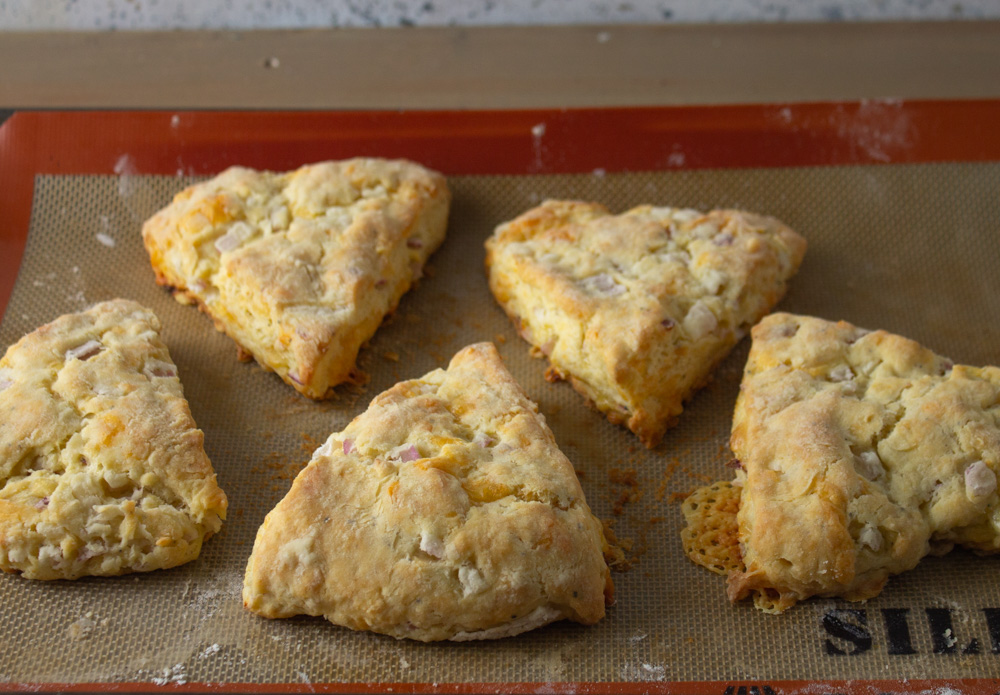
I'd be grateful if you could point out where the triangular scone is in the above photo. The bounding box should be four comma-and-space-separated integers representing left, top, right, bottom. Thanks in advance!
485, 201, 806, 447
701, 313, 1000, 611
0, 300, 227, 580
142, 158, 451, 398
243, 342, 612, 641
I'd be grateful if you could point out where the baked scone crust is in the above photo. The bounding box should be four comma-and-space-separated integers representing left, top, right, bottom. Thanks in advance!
485, 200, 806, 447
142, 158, 451, 398
243, 342, 612, 641
0, 300, 227, 580
728, 313, 1000, 609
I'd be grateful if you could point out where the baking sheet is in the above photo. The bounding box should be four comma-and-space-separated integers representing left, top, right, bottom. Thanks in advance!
2, 161, 1000, 690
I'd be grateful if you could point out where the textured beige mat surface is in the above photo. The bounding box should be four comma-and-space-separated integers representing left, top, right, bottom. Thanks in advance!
2, 164, 999, 685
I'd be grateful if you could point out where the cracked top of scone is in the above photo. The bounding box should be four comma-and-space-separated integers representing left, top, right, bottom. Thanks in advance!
243, 342, 612, 641
727, 312, 1000, 611
142, 158, 450, 399
0, 299, 227, 580
485, 200, 806, 447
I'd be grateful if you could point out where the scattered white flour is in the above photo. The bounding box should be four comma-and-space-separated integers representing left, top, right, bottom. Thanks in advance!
297, 670, 316, 693
621, 661, 668, 682
831, 98, 912, 163
65, 289, 89, 308
530, 122, 548, 171
113, 152, 150, 221
151, 663, 187, 686
113, 154, 133, 175
113, 153, 137, 199
96, 212, 116, 246
666, 150, 686, 167
199, 643, 221, 659
642, 663, 666, 679
187, 574, 241, 618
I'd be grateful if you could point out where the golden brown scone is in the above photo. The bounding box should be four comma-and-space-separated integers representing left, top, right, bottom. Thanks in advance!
243, 342, 612, 641
485, 200, 806, 447
142, 158, 450, 399
718, 313, 1000, 611
0, 300, 227, 580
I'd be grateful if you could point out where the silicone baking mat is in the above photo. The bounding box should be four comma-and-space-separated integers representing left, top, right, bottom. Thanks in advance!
1, 107, 999, 694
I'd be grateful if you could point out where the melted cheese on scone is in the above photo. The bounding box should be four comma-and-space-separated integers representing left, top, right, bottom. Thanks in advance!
243, 342, 612, 641
142, 158, 450, 399
485, 200, 806, 447
0, 300, 227, 580
726, 313, 1000, 610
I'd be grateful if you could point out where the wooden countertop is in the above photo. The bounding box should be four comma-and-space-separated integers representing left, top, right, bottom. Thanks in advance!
2, 21, 999, 109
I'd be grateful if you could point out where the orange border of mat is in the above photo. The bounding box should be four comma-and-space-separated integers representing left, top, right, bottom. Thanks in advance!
4, 101, 1000, 316
1, 103, 999, 694
1, 679, 999, 694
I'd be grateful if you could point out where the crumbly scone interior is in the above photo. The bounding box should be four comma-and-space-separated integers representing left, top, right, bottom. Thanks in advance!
0, 301, 227, 580
243, 342, 612, 641
696, 313, 1000, 612
142, 159, 449, 397
486, 200, 805, 446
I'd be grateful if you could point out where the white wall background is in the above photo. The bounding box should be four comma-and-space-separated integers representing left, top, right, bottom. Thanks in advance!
1, 0, 998, 30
